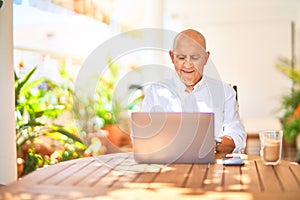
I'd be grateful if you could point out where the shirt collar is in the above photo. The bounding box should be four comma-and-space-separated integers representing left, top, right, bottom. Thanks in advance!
193, 75, 206, 92
172, 74, 207, 93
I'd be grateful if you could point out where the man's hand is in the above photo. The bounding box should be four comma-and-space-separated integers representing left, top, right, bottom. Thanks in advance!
216, 136, 235, 153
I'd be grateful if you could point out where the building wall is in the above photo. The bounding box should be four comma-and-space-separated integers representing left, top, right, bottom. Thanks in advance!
165, 0, 300, 132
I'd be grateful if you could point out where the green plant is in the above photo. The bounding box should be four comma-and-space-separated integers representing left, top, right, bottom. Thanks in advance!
72, 58, 144, 149
94, 58, 122, 126
72, 58, 121, 137
276, 57, 300, 144
15, 66, 85, 175
22, 149, 43, 176
93, 59, 144, 127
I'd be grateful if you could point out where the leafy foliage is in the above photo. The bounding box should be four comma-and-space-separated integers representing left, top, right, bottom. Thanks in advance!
276, 57, 300, 144
282, 115, 300, 143
94, 58, 121, 125
15, 66, 85, 176
22, 149, 42, 176
276, 57, 300, 83
93, 59, 144, 126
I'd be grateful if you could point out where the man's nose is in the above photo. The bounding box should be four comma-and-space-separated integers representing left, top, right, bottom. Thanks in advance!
183, 57, 193, 66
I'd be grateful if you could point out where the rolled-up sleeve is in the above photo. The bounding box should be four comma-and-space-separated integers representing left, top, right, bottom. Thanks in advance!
222, 85, 247, 153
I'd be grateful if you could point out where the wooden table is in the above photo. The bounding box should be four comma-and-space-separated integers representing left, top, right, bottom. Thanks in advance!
1, 152, 299, 199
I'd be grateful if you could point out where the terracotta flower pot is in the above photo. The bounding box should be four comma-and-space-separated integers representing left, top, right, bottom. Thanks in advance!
17, 158, 24, 178
102, 124, 131, 147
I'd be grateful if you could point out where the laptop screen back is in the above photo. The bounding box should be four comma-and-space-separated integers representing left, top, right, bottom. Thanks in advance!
131, 112, 215, 164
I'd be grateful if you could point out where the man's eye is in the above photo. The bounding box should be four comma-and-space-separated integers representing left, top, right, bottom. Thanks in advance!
177, 56, 185, 60
191, 56, 201, 60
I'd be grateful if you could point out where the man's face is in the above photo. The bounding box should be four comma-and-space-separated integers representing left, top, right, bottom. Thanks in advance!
169, 36, 209, 89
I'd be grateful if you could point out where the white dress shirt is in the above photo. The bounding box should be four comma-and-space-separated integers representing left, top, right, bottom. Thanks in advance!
142, 74, 246, 153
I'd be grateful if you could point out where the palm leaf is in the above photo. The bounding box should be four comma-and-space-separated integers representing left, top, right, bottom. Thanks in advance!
34, 108, 64, 118
19, 78, 45, 97
49, 125, 84, 144
275, 57, 300, 83
15, 67, 37, 94
15, 67, 45, 106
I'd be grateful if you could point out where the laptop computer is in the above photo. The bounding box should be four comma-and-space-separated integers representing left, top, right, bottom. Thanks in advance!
131, 112, 215, 164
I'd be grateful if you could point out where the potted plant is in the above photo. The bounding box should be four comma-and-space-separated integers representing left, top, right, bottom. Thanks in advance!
93, 59, 132, 148
73, 58, 144, 151
15, 66, 85, 176
276, 57, 300, 163
93, 59, 144, 149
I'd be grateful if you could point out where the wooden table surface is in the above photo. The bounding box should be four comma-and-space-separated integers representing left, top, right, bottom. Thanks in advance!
1, 152, 300, 199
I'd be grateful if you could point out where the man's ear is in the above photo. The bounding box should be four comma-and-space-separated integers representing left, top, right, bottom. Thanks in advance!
204, 51, 210, 65
169, 50, 175, 64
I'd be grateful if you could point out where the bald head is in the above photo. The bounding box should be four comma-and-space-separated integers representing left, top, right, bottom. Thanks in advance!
173, 29, 207, 50
169, 29, 210, 92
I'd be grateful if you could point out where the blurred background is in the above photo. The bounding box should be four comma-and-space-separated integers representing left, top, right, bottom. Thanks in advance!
12, 0, 300, 133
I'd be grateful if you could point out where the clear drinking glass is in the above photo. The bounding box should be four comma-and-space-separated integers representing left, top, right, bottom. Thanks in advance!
259, 130, 283, 165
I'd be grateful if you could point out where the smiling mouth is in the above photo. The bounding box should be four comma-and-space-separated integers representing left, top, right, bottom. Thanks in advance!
181, 69, 194, 73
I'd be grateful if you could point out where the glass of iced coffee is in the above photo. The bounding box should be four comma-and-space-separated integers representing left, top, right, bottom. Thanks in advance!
259, 130, 283, 165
